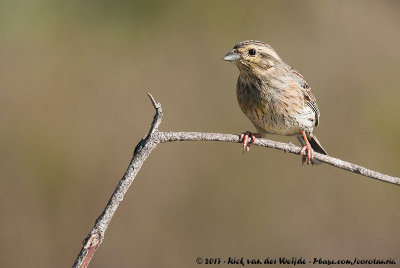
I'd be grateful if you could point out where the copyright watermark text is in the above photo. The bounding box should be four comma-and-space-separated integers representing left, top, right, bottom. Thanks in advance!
195, 256, 396, 266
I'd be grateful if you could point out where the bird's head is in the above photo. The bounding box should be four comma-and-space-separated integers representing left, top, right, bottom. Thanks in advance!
222, 40, 282, 77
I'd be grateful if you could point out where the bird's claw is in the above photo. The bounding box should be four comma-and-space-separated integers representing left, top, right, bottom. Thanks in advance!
240, 131, 257, 153
300, 144, 313, 165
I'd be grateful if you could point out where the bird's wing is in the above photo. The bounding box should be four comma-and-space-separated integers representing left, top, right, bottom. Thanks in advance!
290, 67, 320, 126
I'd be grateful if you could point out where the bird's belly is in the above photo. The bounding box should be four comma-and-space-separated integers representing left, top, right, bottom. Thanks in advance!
241, 105, 314, 136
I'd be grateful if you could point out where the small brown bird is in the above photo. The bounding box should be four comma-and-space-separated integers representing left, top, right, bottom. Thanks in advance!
222, 40, 327, 164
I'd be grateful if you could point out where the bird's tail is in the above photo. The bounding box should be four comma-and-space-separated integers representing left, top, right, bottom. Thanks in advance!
296, 134, 327, 165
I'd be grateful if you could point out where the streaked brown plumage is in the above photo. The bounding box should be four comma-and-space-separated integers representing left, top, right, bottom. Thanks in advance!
222, 40, 327, 164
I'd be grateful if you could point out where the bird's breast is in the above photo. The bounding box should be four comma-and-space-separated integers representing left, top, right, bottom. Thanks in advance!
236, 76, 314, 135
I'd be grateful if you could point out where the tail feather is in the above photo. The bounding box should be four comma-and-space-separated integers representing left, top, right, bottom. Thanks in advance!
296, 134, 327, 165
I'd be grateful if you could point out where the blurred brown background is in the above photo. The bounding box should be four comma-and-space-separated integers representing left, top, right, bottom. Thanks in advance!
1, 0, 400, 267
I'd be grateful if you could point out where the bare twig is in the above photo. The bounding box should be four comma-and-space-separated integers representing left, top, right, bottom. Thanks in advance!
73, 94, 400, 267
72, 93, 163, 268
155, 132, 400, 185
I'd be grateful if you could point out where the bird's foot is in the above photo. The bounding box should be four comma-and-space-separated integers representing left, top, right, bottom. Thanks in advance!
300, 143, 313, 165
300, 130, 314, 165
240, 131, 261, 153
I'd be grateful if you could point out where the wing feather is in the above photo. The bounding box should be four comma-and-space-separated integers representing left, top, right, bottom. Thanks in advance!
290, 67, 320, 126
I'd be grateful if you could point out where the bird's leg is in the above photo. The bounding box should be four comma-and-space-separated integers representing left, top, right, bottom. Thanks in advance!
300, 130, 313, 165
240, 131, 261, 152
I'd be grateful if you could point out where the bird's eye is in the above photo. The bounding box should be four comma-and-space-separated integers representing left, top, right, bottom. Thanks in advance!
248, 48, 257, 56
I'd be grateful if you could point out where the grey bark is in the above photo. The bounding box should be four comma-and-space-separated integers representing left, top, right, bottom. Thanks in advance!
73, 93, 399, 268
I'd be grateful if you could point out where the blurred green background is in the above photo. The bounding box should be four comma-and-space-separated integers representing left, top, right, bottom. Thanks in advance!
1, 0, 400, 267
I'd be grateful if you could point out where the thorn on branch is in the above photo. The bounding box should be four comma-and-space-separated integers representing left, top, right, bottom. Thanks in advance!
147, 92, 163, 134
147, 92, 161, 110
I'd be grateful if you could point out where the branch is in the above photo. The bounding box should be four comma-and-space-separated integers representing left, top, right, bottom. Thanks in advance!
73, 94, 400, 267
156, 132, 400, 185
72, 93, 163, 268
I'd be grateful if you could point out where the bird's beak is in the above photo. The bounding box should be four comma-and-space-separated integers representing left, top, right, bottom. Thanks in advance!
222, 50, 240, 61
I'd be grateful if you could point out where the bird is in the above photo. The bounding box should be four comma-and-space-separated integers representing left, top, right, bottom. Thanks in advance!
222, 40, 327, 164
